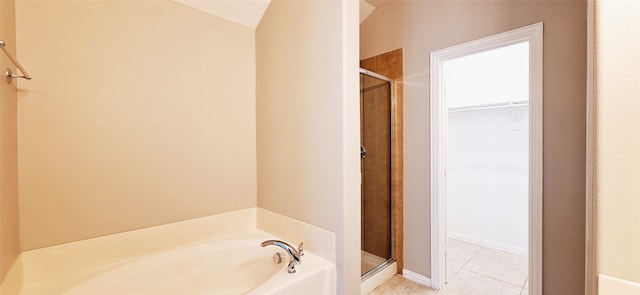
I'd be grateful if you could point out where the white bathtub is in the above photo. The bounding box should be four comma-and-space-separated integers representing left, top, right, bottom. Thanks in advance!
63, 238, 334, 295
1, 209, 336, 295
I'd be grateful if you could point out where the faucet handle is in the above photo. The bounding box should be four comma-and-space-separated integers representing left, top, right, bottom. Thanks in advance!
298, 242, 304, 256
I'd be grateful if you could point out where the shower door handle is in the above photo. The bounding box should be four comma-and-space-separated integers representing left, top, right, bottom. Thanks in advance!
361, 146, 367, 159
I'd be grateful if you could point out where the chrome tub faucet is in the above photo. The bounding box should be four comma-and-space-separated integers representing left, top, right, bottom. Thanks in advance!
261, 240, 304, 273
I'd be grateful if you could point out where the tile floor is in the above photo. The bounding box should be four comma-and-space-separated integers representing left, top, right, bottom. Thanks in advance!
369, 238, 528, 295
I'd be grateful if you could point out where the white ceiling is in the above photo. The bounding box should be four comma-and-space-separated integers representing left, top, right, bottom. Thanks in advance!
172, 0, 380, 29
172, 0, 271, 29
360, 0, 376, 23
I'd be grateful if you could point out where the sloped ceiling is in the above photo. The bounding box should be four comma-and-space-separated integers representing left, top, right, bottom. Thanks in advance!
172, 0, 271, 29
360, 0, 376, 23
173, 0, 381, 29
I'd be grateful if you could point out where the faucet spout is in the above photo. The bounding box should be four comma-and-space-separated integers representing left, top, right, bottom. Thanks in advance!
261, 239, 303, 273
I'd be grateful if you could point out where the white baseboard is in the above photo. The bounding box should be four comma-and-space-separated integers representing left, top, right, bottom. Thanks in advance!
448, 232, 528, 256
402, 269, 431, 287
599, 274, 640, 295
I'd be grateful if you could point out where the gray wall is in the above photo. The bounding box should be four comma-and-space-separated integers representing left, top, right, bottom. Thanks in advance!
361, 1, 586, 294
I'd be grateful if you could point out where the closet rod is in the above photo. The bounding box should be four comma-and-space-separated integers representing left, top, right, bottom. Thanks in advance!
448, 100, 528, 113
0, 40, 32, 81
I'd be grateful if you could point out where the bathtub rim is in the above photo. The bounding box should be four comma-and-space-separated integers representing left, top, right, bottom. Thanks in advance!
1, 207, 337, 295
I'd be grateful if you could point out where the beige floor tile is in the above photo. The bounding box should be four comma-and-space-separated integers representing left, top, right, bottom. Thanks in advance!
474, 247, 528, 267
458, 246, 528, 287
446, 238, 482, 280
463, 252, 528, 286
379, 241, 528, 294
448, 238, 482, 252
368, 275, 437, 295
437, 269, 522, 295
447, 263, 461, 281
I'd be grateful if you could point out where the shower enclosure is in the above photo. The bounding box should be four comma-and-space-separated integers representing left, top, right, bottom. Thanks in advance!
360, 68, 394, 278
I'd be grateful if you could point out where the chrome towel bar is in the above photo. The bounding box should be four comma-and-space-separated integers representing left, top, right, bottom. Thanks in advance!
0, 40, 31, 82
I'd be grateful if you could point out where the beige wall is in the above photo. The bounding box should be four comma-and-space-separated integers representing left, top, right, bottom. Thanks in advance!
0, 0, 20, 284
361, 1, 586, 293
15, 0, 257, 250
256, 0, 361, 293
595, 0, 640, 283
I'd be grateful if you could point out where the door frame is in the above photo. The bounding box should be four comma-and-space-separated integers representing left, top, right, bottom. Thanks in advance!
429, 22, 543, 293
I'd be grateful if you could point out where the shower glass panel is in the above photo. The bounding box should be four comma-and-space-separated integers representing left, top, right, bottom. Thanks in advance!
360, 70, 393, 277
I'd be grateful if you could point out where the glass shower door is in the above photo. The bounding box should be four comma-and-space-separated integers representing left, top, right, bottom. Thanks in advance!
360, 71, 393, 277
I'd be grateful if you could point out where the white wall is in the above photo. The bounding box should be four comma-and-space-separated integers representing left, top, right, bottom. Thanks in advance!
447, 106, 528, 254
445, 42, 529, 108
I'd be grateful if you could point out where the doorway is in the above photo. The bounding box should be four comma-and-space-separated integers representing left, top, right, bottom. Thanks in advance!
430, 23, 543, 294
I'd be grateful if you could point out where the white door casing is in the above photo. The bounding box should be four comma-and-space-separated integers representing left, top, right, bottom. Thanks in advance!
429, 22, 543, 293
